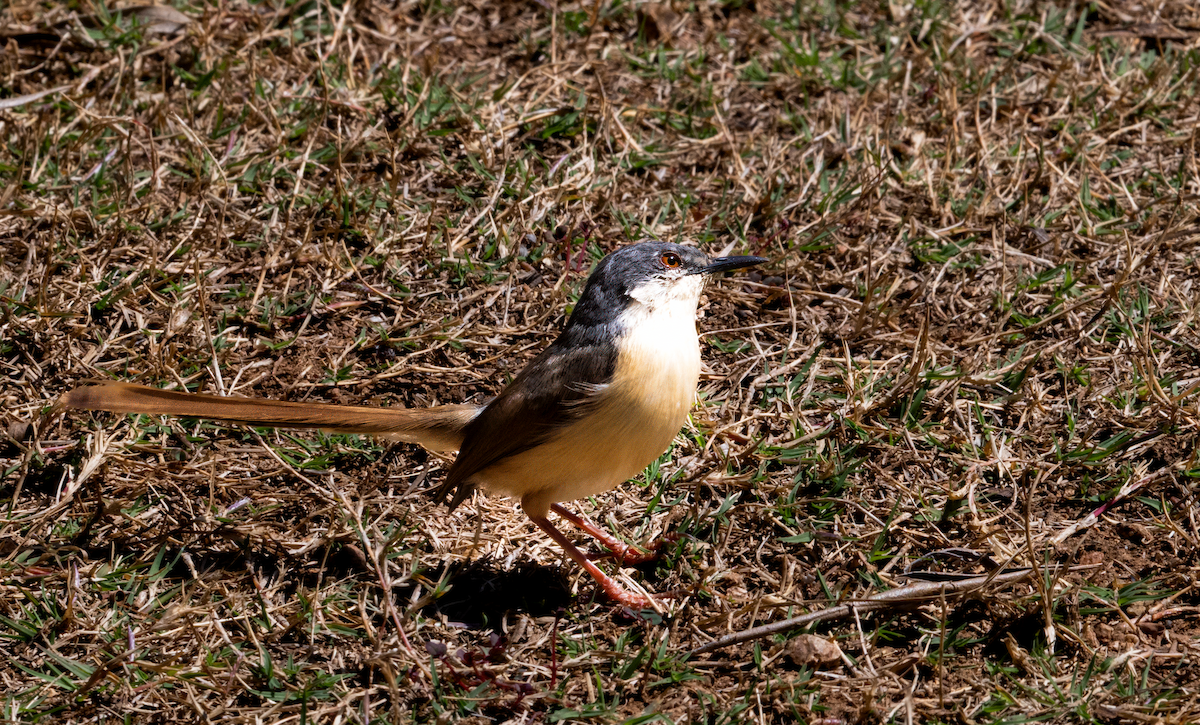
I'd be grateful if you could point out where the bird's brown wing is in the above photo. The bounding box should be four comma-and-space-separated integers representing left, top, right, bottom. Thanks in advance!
434, 333, 618, 509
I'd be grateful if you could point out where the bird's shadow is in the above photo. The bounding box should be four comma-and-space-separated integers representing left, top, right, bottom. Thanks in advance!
420, 558, 575, 626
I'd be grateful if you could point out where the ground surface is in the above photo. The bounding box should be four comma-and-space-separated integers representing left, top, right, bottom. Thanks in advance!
2, 0, 1199, 722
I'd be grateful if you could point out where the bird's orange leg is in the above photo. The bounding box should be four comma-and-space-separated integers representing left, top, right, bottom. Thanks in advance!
549, 503, 672, 565
527, 514, 654, 610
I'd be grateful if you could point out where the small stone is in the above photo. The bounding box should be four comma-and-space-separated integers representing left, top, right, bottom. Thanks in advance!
7, 422, 30, 441
784, 634, 842, 667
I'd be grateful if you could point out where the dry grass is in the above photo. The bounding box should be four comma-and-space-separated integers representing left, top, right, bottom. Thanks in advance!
2, 0, 1200, 722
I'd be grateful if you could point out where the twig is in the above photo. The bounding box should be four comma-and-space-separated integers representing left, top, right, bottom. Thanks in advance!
1049, 466, 1176, 545
688, 568, 1036, 656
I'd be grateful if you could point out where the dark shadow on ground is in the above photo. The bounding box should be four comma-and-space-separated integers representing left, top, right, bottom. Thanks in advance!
421, 558, 574, 626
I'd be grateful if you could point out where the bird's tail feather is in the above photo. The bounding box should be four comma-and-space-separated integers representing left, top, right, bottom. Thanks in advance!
60, 382, 478, 452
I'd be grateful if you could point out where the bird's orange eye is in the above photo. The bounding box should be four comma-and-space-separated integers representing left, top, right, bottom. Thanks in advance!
660, 252, 681, 268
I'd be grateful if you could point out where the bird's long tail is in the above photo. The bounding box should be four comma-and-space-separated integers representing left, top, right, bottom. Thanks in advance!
60, 382, 478, 452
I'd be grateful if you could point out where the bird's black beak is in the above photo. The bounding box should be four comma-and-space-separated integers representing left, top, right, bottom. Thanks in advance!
699, 255, 768, 275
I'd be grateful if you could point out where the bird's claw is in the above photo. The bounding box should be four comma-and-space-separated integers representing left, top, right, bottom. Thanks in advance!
593, 532, 684, 566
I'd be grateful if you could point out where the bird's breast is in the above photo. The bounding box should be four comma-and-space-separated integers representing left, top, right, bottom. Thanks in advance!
608, 300, 702, 431
476, 299, 703, 515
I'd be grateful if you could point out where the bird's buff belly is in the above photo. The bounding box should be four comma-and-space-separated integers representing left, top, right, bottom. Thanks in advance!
474, 391, 692, 515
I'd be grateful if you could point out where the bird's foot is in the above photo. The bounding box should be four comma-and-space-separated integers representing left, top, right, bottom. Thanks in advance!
529, 508, 679, 612
594, 532, 683, 566
548, 505, 683, 566
603, 584, 685, 612
604, 585, 655, 610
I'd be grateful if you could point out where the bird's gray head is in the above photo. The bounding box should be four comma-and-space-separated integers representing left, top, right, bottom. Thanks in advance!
567, 241, 766, 329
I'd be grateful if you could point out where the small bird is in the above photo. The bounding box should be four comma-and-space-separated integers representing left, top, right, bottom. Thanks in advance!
63, 241, 765, 608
